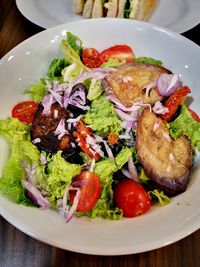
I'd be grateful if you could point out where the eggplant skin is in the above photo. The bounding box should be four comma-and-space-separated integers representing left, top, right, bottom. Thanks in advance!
31, 102, 71, 153
136, 108, 193, 196
104, 62, 171, 107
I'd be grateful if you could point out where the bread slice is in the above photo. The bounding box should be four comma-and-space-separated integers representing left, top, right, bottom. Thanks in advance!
129, 0, 158, 21
92, 0, 103, 17
106, 0, 119, 17
117, 0, 127, 18
72, 0, 86, 14
82, 0, 94, 18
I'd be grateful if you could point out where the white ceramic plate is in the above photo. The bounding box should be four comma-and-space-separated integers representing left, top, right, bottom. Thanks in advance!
0, 19, 200, 255
16, 0, 200, 33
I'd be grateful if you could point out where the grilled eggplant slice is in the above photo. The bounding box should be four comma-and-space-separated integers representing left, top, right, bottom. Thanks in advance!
136, 108, 193, 195
104, 62, 171, 107
31, 102, 71, 153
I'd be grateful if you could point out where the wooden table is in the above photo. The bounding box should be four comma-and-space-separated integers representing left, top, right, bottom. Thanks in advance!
0, 1, 200, 266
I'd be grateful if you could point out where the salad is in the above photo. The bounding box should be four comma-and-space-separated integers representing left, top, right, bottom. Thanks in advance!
0, 32, 200, 223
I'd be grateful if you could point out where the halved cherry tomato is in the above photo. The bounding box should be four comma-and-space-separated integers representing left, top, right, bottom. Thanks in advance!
12, 100, 38, 123
76, 119, 92, 137
188, 108, 200, 122
73, 131, 100, 161
70, 171, 101, 212
99, 45, 134, 64
161, 86, 191, 121
114, 179, 151, 218
82, 48, 102, 68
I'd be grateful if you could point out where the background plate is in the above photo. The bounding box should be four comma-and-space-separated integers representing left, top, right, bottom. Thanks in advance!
16, 0, 200, 33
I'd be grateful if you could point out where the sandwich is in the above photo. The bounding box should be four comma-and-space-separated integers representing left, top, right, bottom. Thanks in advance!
72, 0, 85, 14
72, 0, 157, 20
103, 0, 119, 17
118, 0, 158, 20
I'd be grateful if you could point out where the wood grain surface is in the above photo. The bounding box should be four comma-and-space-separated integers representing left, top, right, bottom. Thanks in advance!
0, 1, 200, 267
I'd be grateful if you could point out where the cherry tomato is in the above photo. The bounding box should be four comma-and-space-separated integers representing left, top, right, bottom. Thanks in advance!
114, 179, 151, 218
70, 171, 101, 212
12, 100, 38, 123
73, 131, 100, 161
76, 119, 92, 137
188, 108, 200, 122
82, 48, 102, 68
99, 45, 134, 64
161, 86, 191, 121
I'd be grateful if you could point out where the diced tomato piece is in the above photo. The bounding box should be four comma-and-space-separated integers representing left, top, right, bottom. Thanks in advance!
73, 131, 100, 161
12, 100, 38, 123
188, 108, 200, 122
76, 119, 92, 137
82, 48, 102, 68
99, 45, 134, 64
161, 86, 191, 121
70, 171, 101, 212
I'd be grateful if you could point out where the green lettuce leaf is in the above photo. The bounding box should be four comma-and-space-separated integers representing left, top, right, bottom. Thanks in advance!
78, 147, 132, 219
42, 151, 81, 206
62, 63, 82, 83
60, 39, 88, 72
100, 58, 124, 68
66, 32, 83, 56
47, 57, 70, 81
83, 94, 122, 136
23, 78, 47, 103
87, 78, 104, 101
0, 118, 41, 204
0, 117, 30, 143
149, 189, 171, 206
169, 104, 200, 151
134, 57, 163, 66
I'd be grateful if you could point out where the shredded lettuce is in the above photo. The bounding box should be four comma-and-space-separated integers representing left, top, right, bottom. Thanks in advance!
84, 94, 122, 136
87, 78, 104, 101
0, 117, 30, 143
41, 151, 81, 206
66, 32, 83, 56
78, 147, 132, 219
0, 118, 39, 204
134, 57, 163, 66
169, 104, 200, 151
138, 168, 150, 183
60, 38, 88, 72
62, 62, 82, 83
47, 57, 70, 81
23, 78, 47, 103
149, 189, 171, 206
100, 58, 124, 68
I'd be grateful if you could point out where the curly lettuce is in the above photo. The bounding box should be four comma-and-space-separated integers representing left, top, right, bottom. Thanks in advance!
169, 104, 200, 151
84, 94, 122, 136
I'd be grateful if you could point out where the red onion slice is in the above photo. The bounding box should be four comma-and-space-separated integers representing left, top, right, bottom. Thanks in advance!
21, 161, 38, 185
89, 158, 96, 172
128, 158, 138, 181
62, 186, 81, 223
143, 80, 157, 97
32, 138, 41, 144
21, 180, 51, 209
152, 101, 169, 115
42, 93, 56, 115
157, 73, 181, 97
122, 168, 132, 179
54, 118, 69, 140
